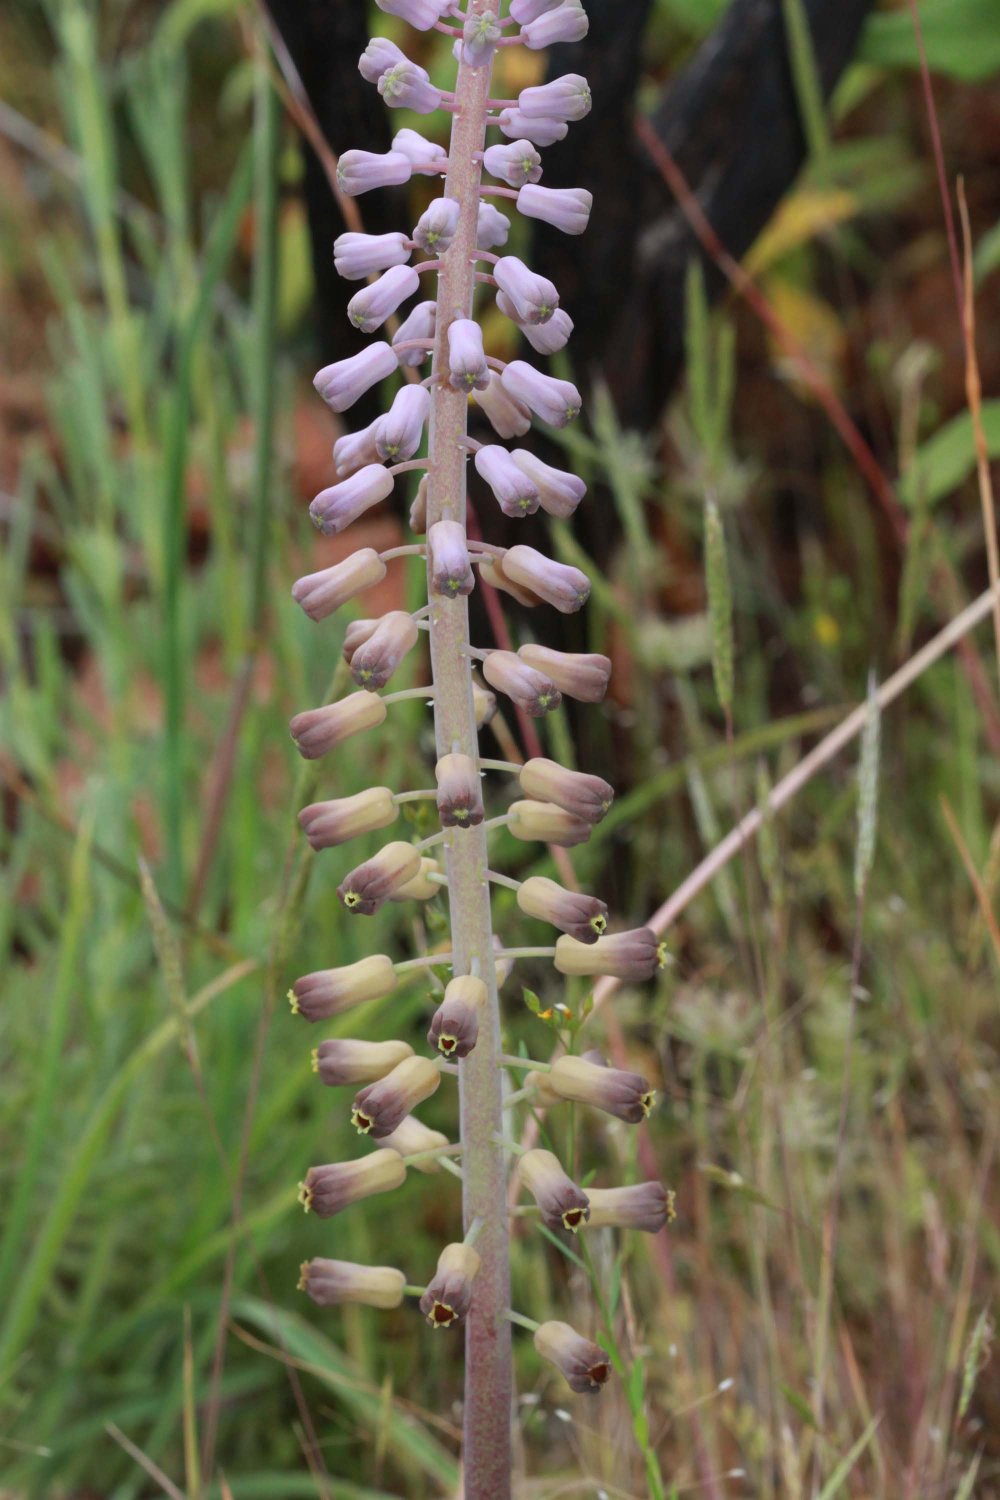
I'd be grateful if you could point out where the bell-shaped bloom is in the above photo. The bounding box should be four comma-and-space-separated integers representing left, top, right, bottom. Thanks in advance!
392, 127, 448, 167
289, 955, 397, 1021
338, 840, 422, 915
473, 372, 531, 438
409, 475, 428, 533
349, 611, 419, 690
379, 61, 442, 114
482, 139, 542, 189
534, 1321, 611, 1394
298, 1149, 406, 1217
478, 553, 539, 607
585, 1182, 676, 1234
509, 0, 562, 20
477, 201, 511, 250
428, 519, 474, 597
474, 445, 540, 517
292, 548, 386, 622
497, 108, 568, 147
517, 875, 608, 943
521, 1, 590, 48
315, 343, 398, 413
358, 36, 408, 84
351, 1055, 441, 1138
548, 1054, 656, 1122
518, 644, 611, 703
508, 798, 591, 848
412, 196, 461, 253
393, 300, 437, 366
342, 617, 378, 664
332, 420, 381, 478
309, 464, 395, 535
509, 450, 585, 518
379, 1114, 451, 1171
315, 1038, 414, 1088
298, 787, 399, 851
290, 692, 387, 760
473, 681, 497, 725
501, 543, 589, 612
493, 257, 559, 325
374, 384, 430, 462
391, 855, 441, 901
447, 318, 490, 392
375, 0, 452, 29
436, 752, 485, 827
497, 293, 574, 354
347, 264, 420, 333
334, 229, 411, 281
427, 974, 487, 1058
519, 1149, 590, 1232
500, 363, 581, 428
337, 149, 413, 197
483, 650, 561, 717
554, 928, 661, 983
517, 184, 592, 236
462, 9, 502, 67
517, 73, 592, 123
518, 756, 613, 822
420, 1242, 481, 1327
299, 1257, 405, 1309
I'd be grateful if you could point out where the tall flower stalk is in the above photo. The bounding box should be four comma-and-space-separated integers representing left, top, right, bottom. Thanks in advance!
289, 2, 667, 1493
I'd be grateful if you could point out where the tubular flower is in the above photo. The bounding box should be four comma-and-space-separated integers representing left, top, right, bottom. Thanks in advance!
518, 757, 614, 821
334, 229, 411, 281
472, 681, 498, 726
374, 384, 430, 462
476, 201, 511, 249
298, 787, 399, 850
508, 799, 592, 848
496, 293, 574, 354
349, 611, 420, 690
517, 644, 611, 702
391, 856, 442, 900
517, 875, 608, 943
413, 196, 461, 253
521, 2, 590, 48
337, 149, 413, 197
474, 445, 541, 517
338, 841, 423, 915
428, 519, 475, 597
351, 1055, 442, 1138
332, 420, 381, 478
420, 1243, 481, 1327
547, 1054, 656, 1123
379, 1114, 451, 1170
554, 927, 661, 981
427, 975, 487, 1058
447, 318, 490, 392
496, 108, 568, 146
499, 362, 581, 427
374, 0, 452, 30
315, 1037, 414, 1087
584, 1182, 676, 1233
516, 184, 592, 236
509, 451, 585, 517
482, 139, 542, 188
492, 257, 559, 325
298, 1149, 406, 1216
436, 753, 485, 827
347, 265, 420, 333
533, 1321, 611, 1394
378, 62, 442, 114
482, 650, 561, 717
472, 371, 531, 437
314, 343, 398, 412
501, 544, 589, 611
290, 693, 387, 760
517, 73, 592, 122
299, 1258, 406, 1309
291, 548, 386, 621
509, 0, 562, 21
519, 1149, 590, 1232
462, 9, 502, 67
309, 464, 395, 535
289, 955, 397, 1021
392, 299, 437, 366
477, 552, 540, 606
342, 618, 378, 663
392, 127, 448, 166
358, 36, 408, 84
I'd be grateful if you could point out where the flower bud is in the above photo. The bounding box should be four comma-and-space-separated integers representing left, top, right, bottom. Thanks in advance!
500, 362, 581, 429
547, 1054, 656, 1122
427, 974, 487, 1058
292, 548, 387, 622
428, 519, 475, 597
298, 1149, 406, 1216
517, 184, 592, 237
347, 264, 420, 333
351, 611, 420, 690
525, 1068, 562, 1105
483, 650, 561, 717
334, 229, 411, 281
378, 61, 442, 114
509, 0, 561, 21
337, 149, 413, 197
358, 36, 408, 84
483, 139, 543, 189
474, 445, 540, 517
315, 343, 398, 413
379, 1114, 451, 1170
502, 544, 589, 612
342, 618, 378, 665
477, 202, 511, 250
412, 195, 461, 254
332, 420, 381, 478
314, 1037, 414, 1087
554, 928, 660, 983
373, 385, 430, 465
420, 1242, 481, 1327
496, 293, 574, 354
447, 318, 490, 392
472, 372, 531, 438
519, 1148, 590, 1232
409, 475, 428, 533
477, 553, 540, 607
391, 855, 442, 900
585, 1182, 676, 1233
338, 840, 422, 915
436, 752, 484, 827
518, 757, 613, 822
309, 464, 395, 536
473, 682, 498, 725
518, 644, 611, 703
533, 1321, 610, 1394
493, 257, 559, 326
299, 1257, 405, 1309
392, 127, 448, 167
521, 1, 590, 49
508, 451, 585, 518
393, 299, 437, 366
463, 9, 502, 67
351, 1055, 441, 1138
517, 875, 607, 943
375, 0, 452, 30
298, 787, 399, 850
289, 955, 397, 1021
508, 799, 591, 848
289, 692, 387, 759
497, 109, 568, 147
517, 73, 592, 123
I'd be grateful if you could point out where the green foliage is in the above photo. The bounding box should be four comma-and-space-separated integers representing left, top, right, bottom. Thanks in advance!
861, 0, 1000, 82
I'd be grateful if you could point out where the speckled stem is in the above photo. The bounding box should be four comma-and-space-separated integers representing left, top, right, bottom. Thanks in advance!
425, 14, 512, 1497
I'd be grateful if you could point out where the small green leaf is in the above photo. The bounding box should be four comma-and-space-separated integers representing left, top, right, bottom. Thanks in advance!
780, 1382, 822, 1432
700, 1164, 777, 1210
901, 400, 1000, 508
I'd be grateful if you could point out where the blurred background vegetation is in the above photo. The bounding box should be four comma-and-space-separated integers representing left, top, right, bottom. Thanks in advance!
2, 0, 1000, 1495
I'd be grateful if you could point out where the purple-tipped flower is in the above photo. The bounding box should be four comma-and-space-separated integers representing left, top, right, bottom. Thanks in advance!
509, 450, 586, 518
347, 264, 420, 333
298, 1149, 406, 1216
534, 1321, 611, 1394
482, 139, 542, 189
519, 1148, 590, 1232
585, 1182, 676, 1234
378, 61, 442, 114
314, 1038, 414, 1087
334, 230, 411, 281
392, 856, 442, 901
478, 553, 539, 606
517, 73, 592, 123
508, 799, 591, 848
497, 109, 568, 147
436, 752, 485, 827
521, 1, 590, 48
392, 300, 436, 366
518, 757, 614, 822
517, 184, 592, 236
474, 445, 541, 517
483, 649, 561, 716
349, 612, 420, 690
299, 1257, 405, 1309
374, 384, 430, 461
462, 9, 502, 67
473, 372, 531, 438
548, 1054, 656, 1122
500, 363, 581, 428
315, 343, 398, 413
496, 293, 574, 354
517, 875, 608, 943
518, 644, 611, 703
447, 318, 490, 392
428, 519, 474, 597
351, 1055, 441, 1138
338, 840, 422, 915
427, 974, 487, 1058
391, 127, 448, 167
420, 1242, 481, 1328
509, 0, 561, 21
332, 420, 381, 478
309, 464, 395, 535
289, 955, 397, 1021
298, 787, 399, 850
337, 149, 413, 197
374, 0, 451, 29
358, 36, 408, 84
413, 196, 461, 253
289, 692, 387, 759
342, 617, 378, 664
554, 928, 662, 982
292, 548, 387, 622
477, 202, 511, 249
501, 544, 589, 611
493, 257, 559, 325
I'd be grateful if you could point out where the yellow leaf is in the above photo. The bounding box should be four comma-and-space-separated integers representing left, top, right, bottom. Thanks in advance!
764, 277, 847, 396
746, 188, 858, 276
